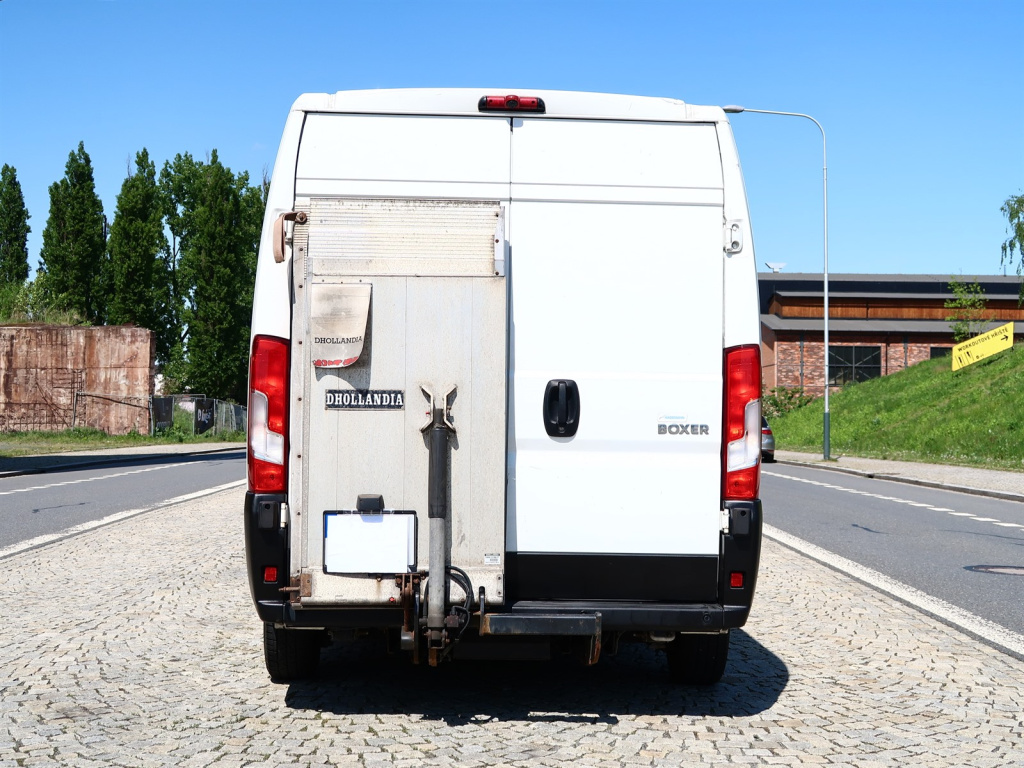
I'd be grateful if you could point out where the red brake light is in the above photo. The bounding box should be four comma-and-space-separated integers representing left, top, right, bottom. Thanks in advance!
248, 335, 290, 493
478, 94, 546, 113
730, 571, 744, 588
263, 566, 279, 583
723, 345, 761, 501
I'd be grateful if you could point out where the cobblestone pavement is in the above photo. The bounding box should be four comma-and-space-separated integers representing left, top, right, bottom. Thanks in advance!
2, 487, 1023, 767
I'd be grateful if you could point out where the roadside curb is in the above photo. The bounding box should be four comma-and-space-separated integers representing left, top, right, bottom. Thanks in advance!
775, 458, 1024, 504
0, 445, 244, 480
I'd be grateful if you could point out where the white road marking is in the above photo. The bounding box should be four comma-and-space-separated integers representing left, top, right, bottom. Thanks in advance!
0, 480, 246, 560
0, 461, 195, 496
764, 470, 1023, 534
764, 524, 1024, 660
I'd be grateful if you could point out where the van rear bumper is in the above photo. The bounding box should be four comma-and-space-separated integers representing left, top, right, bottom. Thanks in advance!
492, 601, 752, 631
248, 494, 762, 634
252, 599, 750, 632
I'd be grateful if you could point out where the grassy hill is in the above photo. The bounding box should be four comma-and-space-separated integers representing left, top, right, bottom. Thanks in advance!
770, 343, 1024, 471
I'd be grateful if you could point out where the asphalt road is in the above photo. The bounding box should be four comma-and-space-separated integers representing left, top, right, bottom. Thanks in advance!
0, 449, 246, 550
762, 462, 1024, 636
6, 448, 1022, 640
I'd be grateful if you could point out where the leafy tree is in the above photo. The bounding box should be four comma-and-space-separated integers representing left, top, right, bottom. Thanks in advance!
944, 276, 991, 343
106, 149, 170, 347
1001, 193, 1024, 298
160, 150, 262, 401
0, 164, 31, 285
38, 142, 109, 323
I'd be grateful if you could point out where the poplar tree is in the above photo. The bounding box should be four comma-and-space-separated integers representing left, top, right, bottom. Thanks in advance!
107, 149, 170, 352
0, 164, 31, 285
161, 150, 262, 401
38, 142, 109, 323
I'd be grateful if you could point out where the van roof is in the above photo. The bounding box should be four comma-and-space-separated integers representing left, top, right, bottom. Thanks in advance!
291, 89, 727, 123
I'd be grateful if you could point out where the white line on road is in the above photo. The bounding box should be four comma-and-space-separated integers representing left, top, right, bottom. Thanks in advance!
764, 470, 1023, 534
764, 524, 1024, 661
0, 480, 246, 561
0, 461, 197, 496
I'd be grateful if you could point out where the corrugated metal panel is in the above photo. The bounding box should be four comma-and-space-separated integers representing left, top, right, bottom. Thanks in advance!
0, 326, 153, 434
307, 198, 501, 277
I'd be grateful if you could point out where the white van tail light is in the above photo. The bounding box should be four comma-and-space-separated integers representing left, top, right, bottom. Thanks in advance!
723, 345, 761, 500
248, 335, 290, 493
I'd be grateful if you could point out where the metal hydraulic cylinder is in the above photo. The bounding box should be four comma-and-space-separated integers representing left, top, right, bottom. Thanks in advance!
426, 417, 450, 650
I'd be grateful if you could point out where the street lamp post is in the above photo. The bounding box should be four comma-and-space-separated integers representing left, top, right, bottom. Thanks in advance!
723, 105, 831, 460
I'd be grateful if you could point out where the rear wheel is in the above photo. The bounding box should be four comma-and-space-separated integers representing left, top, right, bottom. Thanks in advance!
263, 623, 322, 681
666, 631, 730, 685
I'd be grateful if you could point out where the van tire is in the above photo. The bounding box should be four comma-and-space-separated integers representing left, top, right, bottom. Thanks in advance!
666, 631, 729, 685
263, 623, 322, 681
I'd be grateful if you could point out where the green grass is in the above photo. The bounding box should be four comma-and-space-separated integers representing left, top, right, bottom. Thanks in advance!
771, 343, 1024, 472
0, 426, 245, 458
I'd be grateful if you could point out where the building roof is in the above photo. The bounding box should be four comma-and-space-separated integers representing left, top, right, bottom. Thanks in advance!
771, 290, 1023, 302
761, 316, 1023, 335
758, 273, 1023, 312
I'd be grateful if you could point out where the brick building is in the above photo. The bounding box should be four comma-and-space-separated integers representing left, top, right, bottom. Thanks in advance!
759, 273, 1024, 397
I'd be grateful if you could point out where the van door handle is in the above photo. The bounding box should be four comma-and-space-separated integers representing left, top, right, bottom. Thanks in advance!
273, 210, 308, 263
543, 379, 580, 437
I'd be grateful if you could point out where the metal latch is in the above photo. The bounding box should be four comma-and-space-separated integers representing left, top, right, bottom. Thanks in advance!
494, 206, 507, 276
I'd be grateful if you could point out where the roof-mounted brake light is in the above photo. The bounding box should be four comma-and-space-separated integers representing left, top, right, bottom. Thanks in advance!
478, 95, 546, 113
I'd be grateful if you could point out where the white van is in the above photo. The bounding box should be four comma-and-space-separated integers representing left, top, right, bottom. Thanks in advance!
245, 89, 763, 685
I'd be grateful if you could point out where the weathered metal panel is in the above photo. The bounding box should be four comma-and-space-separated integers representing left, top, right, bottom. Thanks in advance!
0, 325, 154, 434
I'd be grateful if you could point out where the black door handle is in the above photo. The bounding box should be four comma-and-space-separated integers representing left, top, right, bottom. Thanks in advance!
543, 379, 580, 437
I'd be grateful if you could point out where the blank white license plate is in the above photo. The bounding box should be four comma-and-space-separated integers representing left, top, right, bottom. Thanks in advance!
323, 511, 416, 574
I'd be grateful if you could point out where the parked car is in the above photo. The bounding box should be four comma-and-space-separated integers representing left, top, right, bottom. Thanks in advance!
761, 417, 775, 462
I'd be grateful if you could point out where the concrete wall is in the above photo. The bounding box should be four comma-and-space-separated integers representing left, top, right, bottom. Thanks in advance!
0, 325, 155, 434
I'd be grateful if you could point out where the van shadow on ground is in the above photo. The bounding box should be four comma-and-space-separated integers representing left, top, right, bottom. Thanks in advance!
283, 629, 788, 724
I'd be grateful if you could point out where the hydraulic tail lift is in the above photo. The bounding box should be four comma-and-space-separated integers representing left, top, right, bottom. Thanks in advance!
401, 384, 602, 667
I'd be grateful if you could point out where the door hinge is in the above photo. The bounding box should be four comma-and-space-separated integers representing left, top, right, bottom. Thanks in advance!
724, 220, 744, 254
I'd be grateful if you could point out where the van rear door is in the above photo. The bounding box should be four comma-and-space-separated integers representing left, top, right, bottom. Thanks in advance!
507, 118, 726, 600
290, 112, 511, 606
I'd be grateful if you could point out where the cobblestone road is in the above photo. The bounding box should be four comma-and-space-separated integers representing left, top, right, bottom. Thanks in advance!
2, 487, 1023, 767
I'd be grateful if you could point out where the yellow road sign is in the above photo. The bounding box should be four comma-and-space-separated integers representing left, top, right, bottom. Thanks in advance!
952, 322, 1014, 371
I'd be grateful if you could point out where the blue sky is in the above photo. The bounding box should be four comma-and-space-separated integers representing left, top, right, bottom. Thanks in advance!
1, 0, 1022, 278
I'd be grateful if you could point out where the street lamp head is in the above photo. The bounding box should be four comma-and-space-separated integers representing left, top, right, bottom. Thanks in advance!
723, 105, 745, 113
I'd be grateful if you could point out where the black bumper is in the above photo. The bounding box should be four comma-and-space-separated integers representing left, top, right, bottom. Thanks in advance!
244, 491, 290, 612
245, 492, 762, 634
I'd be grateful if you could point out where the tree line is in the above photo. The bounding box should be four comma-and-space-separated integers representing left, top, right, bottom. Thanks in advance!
0, 144, 266, 403
2, 146, 1023, 402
